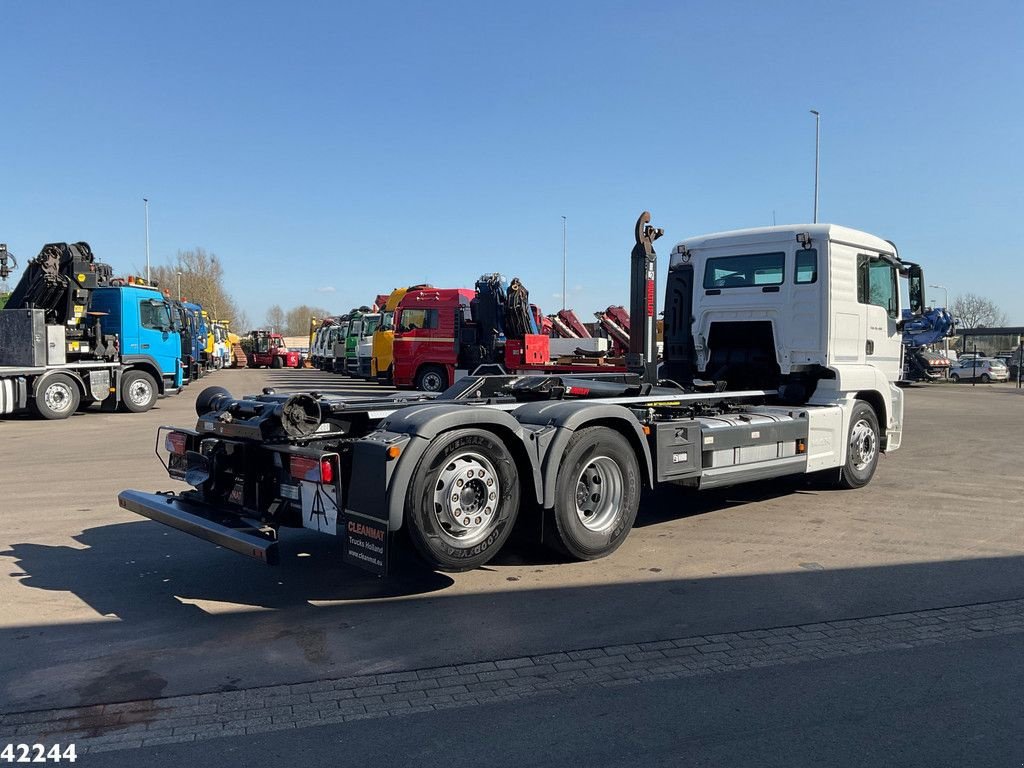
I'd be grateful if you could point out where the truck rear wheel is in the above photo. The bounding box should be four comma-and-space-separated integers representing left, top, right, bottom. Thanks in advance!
548, 427, 640, 560
33, 374, 80, 420
835, 401, 880, 489
271, 356, 284, 369
415, 365, 448, 393
121, 370, 158, 413
405, 428, 520, 571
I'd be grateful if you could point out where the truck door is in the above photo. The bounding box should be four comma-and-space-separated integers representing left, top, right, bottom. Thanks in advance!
857, 254, 902, 381
393, 307, 443, 382
137, 295, 179, 382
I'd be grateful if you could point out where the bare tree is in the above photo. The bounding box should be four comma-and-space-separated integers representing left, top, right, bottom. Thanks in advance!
285, 305, 332, 336
265, 304, 285, 333
951, 293, 1007, 329
234, 309, 252, 334
150, 247, 242, 326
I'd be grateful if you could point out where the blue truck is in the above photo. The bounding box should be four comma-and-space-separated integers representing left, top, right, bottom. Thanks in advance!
0, 242, 183, 419
171, 300, 208, 384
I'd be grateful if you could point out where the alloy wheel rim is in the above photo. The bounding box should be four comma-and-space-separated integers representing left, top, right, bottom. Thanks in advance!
44, 383, 73, 413
129, 379, 152, 406
574, 456, 624, 532
432, 451, 501, 546
849, 419, 877, 472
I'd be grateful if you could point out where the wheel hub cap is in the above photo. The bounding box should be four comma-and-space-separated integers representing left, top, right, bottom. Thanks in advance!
45, 384, 72, 412
574, 456, 624, 533
432, 451, 500, 545
130, 381, 151, 405
849, 419, 877, 472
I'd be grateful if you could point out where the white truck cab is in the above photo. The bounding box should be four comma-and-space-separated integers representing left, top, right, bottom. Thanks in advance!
668, 224, 921, 456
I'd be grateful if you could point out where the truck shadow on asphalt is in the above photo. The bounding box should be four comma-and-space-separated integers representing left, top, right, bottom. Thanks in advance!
0, 475, 829, 620
1, 525, 456, 621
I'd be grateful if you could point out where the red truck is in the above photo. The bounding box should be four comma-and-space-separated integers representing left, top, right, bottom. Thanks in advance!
392, 287, 474, 391
248, 330, 301, 369
392, 282, 624, 392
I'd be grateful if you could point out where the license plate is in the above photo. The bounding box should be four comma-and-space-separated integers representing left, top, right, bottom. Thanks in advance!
300, 481, 339, 535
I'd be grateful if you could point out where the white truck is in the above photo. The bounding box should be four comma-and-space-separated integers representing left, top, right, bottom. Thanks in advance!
119, 214, 922, 574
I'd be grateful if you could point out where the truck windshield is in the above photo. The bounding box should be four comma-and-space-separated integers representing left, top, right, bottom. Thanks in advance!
381, 312, 394, 331
363, 316, 380, 336
350, 319, 362, 336
704, 252, 785, 289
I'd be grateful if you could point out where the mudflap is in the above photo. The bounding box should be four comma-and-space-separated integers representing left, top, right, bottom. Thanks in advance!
340, 510, 389, 576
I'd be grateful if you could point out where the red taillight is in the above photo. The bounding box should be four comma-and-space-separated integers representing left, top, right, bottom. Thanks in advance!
290, 455, 336, 483
165, 431, 187, 455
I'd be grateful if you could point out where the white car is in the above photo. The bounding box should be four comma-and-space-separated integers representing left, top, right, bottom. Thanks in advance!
949, 358, 1009, 383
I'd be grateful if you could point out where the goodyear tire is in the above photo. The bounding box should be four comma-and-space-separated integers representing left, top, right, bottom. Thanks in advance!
415, 365, 448, 393
548, 427, 640, 560
32, 373, 80, 420
120, 370, 158, 413
835, 400, 880, 489
405, 428, 520, 571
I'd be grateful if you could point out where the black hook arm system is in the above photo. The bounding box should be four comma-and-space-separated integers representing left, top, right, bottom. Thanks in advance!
627, 211, 664, 384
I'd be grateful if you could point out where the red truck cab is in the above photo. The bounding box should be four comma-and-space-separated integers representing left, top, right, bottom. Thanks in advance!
392, 288, 474, 391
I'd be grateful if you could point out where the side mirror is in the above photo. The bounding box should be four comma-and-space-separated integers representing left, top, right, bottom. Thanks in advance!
908, 264, 925, 315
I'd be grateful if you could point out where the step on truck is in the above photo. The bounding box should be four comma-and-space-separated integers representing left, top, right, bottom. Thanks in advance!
1, 242, 184, 419
119, 213, 922, 574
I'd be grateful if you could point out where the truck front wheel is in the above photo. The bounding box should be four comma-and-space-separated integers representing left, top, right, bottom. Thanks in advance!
836, 401, 880, 489
415, 365, 448, 393
548, 427, 640, 560
271, 356, 284, 369
33, 374, 80, 420
121, 370, 158, 413
405, 429, 520, 571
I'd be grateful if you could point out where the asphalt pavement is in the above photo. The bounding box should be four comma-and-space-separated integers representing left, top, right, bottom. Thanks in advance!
1, 368, 1022, 764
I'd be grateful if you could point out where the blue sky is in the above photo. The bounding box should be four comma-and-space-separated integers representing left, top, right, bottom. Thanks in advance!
3, 0, 1022, 324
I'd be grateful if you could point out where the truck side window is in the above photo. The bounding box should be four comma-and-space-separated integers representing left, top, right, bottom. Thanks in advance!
397, 309, 438, 332
857, 255, 898, 318
704, 252, 784, 289
795, 249, 817, 284
140, 300, 169, 330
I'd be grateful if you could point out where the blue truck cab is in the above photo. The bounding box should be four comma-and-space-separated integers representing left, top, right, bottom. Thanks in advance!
89, 284, 184, 392
170, 300, 200, 383
184, 302, 208, 380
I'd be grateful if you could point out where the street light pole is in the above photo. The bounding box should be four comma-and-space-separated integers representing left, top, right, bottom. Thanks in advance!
144, 197, 151, 284
561, 216, 567, 312
809, 110, 820, 223
177, 271, 182, 301
929, 283, 950, 358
